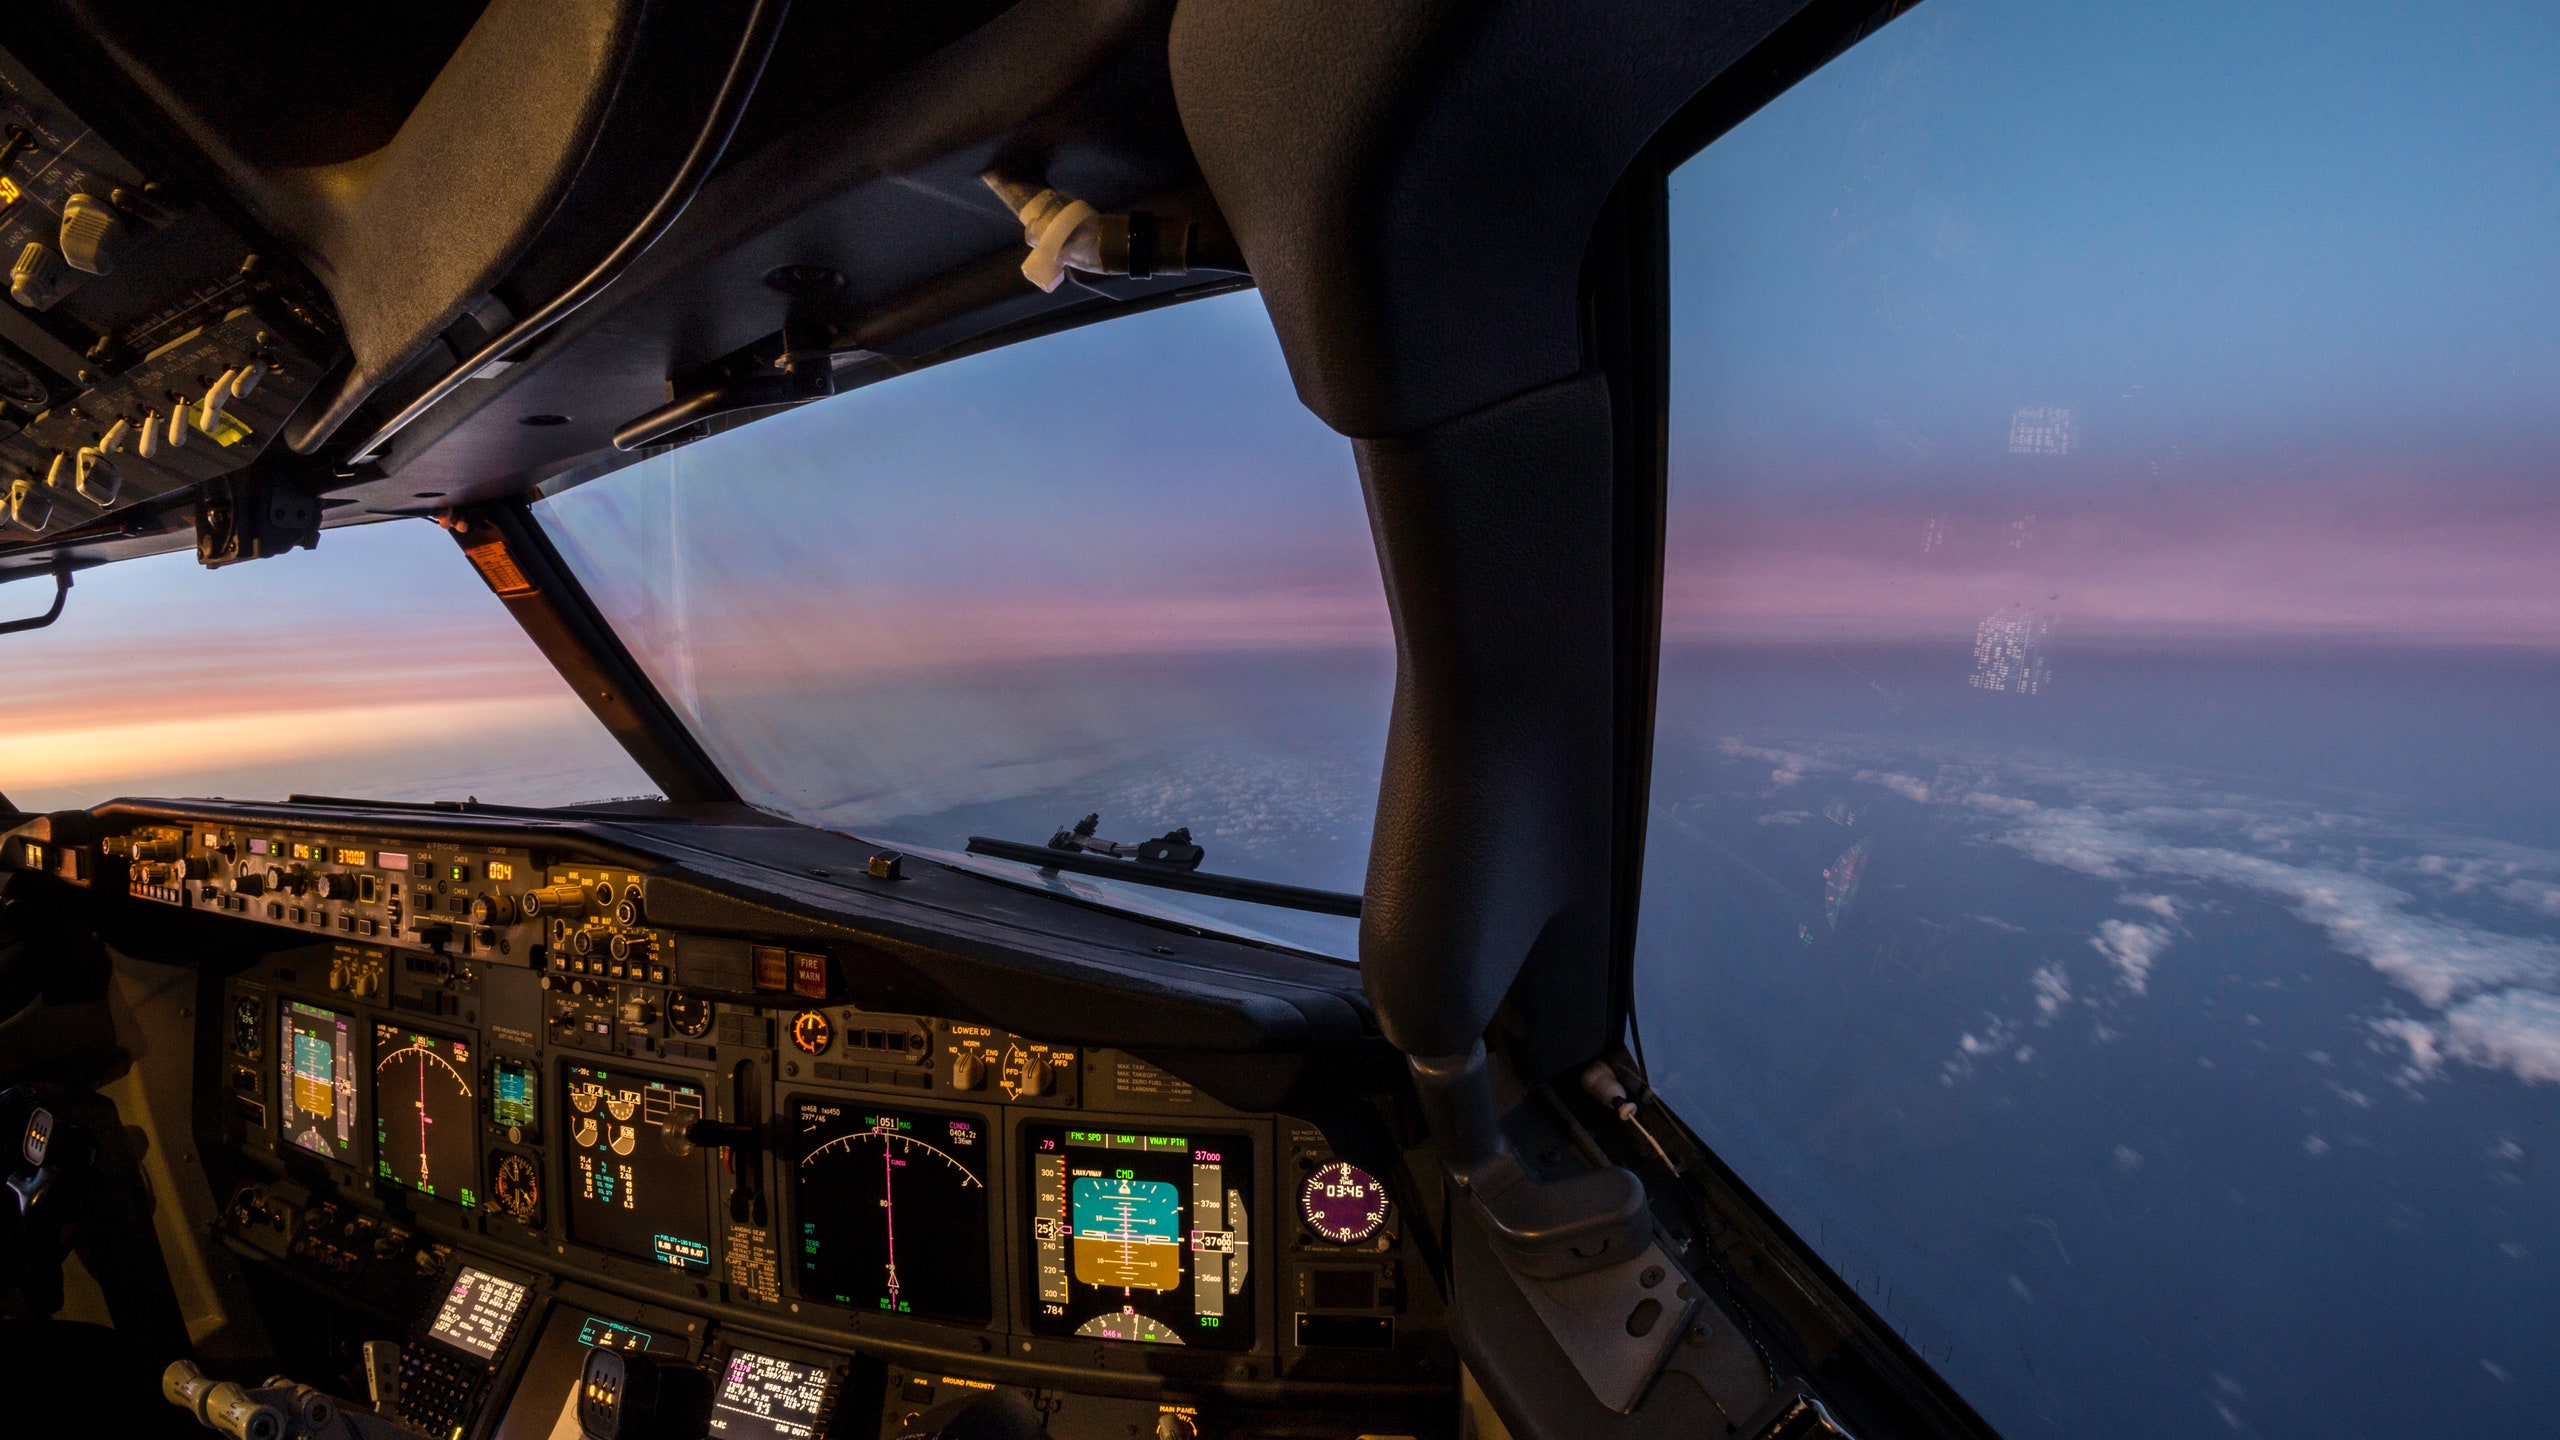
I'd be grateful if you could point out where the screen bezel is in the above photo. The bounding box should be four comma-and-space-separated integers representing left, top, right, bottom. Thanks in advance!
420, 1261, 536, 1364
488, 1052, 542, 1144
1018, 1119, 1259, 1351
705, 1336, 846, 1440
558, 1058, 717, 1273
783, 1092, 999, 1327
368, 1019, 482, 1209
275, 996, 365, 1169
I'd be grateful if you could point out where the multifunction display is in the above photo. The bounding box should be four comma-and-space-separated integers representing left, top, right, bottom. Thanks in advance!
708, 1349, 832, 1440
791, 1098, 990, 1323
426, 1267, 530, 1360
372, 1023, 478, 1207
491, 1057, 538, 1140
1025, 1124, 1252, 1348
279, 1001, 358, 1163
563, 1061, 710, 1271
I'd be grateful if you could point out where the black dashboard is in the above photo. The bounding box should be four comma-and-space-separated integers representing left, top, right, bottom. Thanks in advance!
9, 797, 1447, 1440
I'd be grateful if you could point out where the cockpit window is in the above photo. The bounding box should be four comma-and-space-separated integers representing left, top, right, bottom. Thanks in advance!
1638, 1, 2560, 1432
0, 522, 647, 812
531, 291, 1387, 956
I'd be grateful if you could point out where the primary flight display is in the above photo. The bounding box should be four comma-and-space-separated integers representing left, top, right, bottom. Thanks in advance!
1026, 1124, 1253, 1348
279, 1000, 358, 1164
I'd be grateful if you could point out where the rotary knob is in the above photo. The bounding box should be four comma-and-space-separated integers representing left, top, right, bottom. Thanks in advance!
951, 1052, 987, 1091
619, 993, 659, 1030
523, 883, 587, 916
312, 872, 356, 900
469, 894, 517, 925
266, 866, 307, 895
232, 872, 265, 897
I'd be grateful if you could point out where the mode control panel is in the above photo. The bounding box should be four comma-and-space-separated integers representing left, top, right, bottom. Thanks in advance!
111, 823, 546, 963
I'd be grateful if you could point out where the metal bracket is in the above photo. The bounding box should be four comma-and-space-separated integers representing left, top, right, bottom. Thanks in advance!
0, 560, 70, 636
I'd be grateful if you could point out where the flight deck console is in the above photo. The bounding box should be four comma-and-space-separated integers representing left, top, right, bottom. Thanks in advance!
17, 804, 1448, 1439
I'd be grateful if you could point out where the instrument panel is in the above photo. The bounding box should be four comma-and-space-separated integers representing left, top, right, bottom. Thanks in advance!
33, 807, 1449, 1437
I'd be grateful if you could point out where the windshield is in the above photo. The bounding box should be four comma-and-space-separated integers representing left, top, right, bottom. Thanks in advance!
532, 291, 1390, 956
0, 521, 647, 812
1638, 0, 2560, 1433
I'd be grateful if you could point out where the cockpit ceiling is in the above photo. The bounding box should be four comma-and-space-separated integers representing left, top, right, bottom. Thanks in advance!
0, 0, 1233, 585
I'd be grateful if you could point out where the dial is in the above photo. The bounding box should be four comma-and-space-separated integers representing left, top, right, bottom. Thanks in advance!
1300, 1161, 1390, 1245
231, 996, 263, 1059
491, 1152, 542, 1224
667, 992, 714, 1038
791, 1010, 833, 1055
1075, 1312, 1185, 1344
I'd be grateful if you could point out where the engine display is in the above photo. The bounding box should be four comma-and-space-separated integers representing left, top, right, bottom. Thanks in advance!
791, 1098, 990, 1323
372, 1024, 478, 1208
279, 1000, 358, 1163
1026, 1124, 1252, 1348
563, 1061, 711, 1272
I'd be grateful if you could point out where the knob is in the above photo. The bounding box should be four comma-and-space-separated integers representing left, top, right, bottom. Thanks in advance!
613, 899, 640, 926
232, 872, 265, 897
571, 929, 595, 956
951, 1052, 987, 1091
312, 872, 356, 900
607, 932, 632, 962
1017, 1062, 1053, 1098
619, 994, 659, 1030
57, 194, 129, 275
469, 894, 516, 926
1155, 1415, 1199, 1440
173, 856, 210, 881
9, 242, 69, 311
128, 835, 181, 863
7, 477, 52, 532
266, 866, 307, 895
524, 883, 587, 916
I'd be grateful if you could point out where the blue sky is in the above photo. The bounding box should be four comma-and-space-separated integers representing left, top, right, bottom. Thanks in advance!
1666, 0, 2560, 645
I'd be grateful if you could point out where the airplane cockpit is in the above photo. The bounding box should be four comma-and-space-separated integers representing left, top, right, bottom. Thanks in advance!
5, 2, 2553, 1438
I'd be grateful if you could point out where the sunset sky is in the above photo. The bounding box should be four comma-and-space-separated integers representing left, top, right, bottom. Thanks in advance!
7, 0, 2558, 816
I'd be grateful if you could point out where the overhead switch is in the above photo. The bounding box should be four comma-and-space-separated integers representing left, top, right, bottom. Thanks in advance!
57, 194, 128, 275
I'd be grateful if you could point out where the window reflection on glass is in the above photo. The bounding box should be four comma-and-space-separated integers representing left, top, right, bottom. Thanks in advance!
532, 292, 1389, 956
1639, 2, 2560, 1432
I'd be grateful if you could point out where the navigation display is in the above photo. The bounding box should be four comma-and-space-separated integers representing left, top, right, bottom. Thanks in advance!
279, 1001, 358, 1163
372, 1023, 478, 1207
425, 1267, 530, 1360
563, 1061, 711, 1271
1025, 1124, 1253, 1348
709, 1349, 832, 1440
790, 1098, 990, 1323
